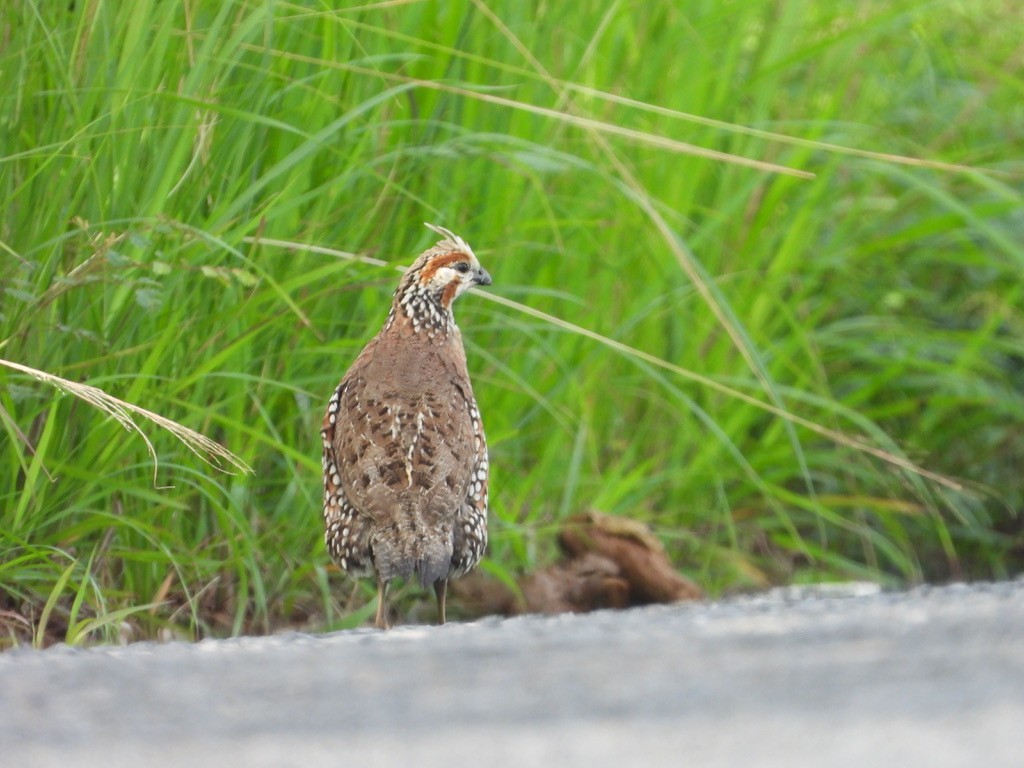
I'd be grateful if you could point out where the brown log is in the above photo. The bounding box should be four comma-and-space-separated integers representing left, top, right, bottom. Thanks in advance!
558, 511, 703, 604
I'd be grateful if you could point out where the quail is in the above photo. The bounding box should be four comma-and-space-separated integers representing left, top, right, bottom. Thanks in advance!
321, 224, 492, 629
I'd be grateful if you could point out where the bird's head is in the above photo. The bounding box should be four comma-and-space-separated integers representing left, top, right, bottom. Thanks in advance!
408, 224, 492, 307
389, 224, 492, 336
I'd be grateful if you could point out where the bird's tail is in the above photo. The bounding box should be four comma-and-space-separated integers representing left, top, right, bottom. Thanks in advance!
370, 504, 452, 587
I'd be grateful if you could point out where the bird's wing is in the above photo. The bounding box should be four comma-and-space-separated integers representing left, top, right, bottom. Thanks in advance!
321, 376, 375, 577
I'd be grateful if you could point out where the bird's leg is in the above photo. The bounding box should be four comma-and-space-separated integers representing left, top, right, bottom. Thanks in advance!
374, 577, 390, 630
434, 579, 448, 625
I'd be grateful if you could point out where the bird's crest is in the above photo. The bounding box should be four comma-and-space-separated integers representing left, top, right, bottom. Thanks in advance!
424, 222, 475, 258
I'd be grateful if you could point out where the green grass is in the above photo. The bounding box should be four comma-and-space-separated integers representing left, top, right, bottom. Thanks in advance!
1, 0, 1021, 646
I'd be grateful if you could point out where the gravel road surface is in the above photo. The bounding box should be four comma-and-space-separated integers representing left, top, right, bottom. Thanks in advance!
2, 580, 1021, 767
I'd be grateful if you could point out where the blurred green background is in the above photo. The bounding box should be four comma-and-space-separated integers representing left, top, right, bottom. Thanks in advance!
1, 0, 1021, 645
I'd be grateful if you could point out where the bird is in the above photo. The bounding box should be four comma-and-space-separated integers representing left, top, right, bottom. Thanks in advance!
320, 223, 492, 629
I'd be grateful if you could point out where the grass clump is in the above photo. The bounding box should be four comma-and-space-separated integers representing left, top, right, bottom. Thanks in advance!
1, 0, 1021, 645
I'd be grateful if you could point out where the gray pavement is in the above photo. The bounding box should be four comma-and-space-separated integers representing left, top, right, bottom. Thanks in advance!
2, 579, 1022, 767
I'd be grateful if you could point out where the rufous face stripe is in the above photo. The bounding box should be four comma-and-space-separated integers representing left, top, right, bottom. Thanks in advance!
419, 252, 468, 284
441, 280, 459, 308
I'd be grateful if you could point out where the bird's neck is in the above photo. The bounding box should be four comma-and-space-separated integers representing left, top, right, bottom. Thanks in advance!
383, 279, 455, 339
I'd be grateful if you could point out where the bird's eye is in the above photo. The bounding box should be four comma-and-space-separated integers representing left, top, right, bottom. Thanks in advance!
454, 262, 471, 274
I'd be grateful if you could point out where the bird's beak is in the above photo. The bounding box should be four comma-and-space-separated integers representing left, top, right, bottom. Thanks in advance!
474, 267, 493, 287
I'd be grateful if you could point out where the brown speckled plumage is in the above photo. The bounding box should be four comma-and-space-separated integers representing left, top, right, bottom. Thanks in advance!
321, 224, 491, 628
